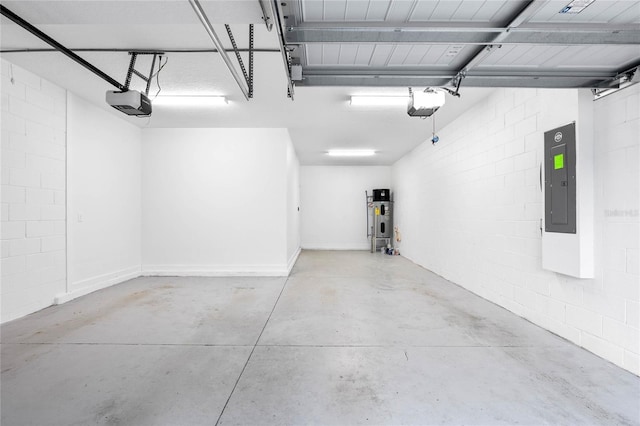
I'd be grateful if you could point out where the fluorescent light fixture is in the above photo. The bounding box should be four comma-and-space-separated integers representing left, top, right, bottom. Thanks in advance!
559, 0, 595, 13
350, 96, 409, 106
327, 149, 376, 157
153, 95, 228, 107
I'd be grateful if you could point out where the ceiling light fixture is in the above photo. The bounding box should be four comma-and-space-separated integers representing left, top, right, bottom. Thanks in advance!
327, 149, 376, 157
153, 95, 228, 107
350, 96, 409, 106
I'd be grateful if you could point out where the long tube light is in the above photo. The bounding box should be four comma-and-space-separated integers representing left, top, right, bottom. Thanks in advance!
327, 149, 376, 157
350, 96, 409, 106
153, 96, 228, 107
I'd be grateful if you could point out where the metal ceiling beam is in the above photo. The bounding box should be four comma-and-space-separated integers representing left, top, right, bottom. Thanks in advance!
258, 0, 274, 31
188, 0, 250, 100
285, 28, 497, 45
297, 67, 615, 89
284, 24, 640, 45
297, 74, 612, 89
270, 0, 295, 99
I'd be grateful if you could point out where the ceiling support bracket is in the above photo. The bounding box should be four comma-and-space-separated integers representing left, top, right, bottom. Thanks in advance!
249, 24, 254, 99
592, 66, 640, 100
189, 0, 251, 100
124, 52, 163, 96
224, 24, 254, 99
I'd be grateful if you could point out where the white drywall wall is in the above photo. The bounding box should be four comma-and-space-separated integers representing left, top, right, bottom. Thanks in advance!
1, 60, 67, 323
141, 128, 293, 276
300, 166, 391, 250
286, 138, 301, 270
392, 87, 639, 374
63, 92, 142, 303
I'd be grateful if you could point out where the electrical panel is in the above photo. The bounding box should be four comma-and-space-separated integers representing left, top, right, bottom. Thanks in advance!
544, 123, 576, 234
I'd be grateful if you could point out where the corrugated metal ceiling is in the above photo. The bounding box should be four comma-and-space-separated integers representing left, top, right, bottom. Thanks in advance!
281, 0, 640, 91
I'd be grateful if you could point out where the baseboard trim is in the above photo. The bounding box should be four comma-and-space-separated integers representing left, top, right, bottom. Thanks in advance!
55, 266, 141, 305
286, 247, 302, 275
301, 244, 370, 250
141, 264, 290, 277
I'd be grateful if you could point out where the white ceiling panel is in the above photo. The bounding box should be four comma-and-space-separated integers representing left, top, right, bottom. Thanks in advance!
481, 45, 573, 68
609, 2, 640, 23
480, 44, 640, 69
369, 44, 396, 66
403, 45, 431, 65
338, 44, 360, 64
437, 44, 475, 66
305, 44, 324, 65
301, 0, 324, 21
302, 0, 401, 22
344, 0, 373, 20
529, 0, 640, 24
549, 45, 640, 68
450, 0, 491, 21
364, 0, 392, 20
429, 0, 466, 21
460, 0, 517, 23
322, 44, 342, 64
385, 0, 417, 22
408, 1, 439, 20
354, 45, 376, 65
302, 42, 473, 67
323, 0, 348, 20
387, 44, 414, 64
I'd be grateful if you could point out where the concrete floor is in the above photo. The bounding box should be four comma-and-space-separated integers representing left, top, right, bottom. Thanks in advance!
1, 250, 639, 425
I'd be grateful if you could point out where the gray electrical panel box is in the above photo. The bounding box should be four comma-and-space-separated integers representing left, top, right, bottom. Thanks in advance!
544, 122, 576, 234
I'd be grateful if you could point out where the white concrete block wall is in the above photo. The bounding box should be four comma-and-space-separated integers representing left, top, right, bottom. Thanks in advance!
1, 60, 67, 323
392, 86, 640, 374
593, 86, 640, 374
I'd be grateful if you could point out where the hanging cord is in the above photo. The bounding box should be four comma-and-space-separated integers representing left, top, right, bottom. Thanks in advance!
431, 114, 439, 144
152, 55, 169, 99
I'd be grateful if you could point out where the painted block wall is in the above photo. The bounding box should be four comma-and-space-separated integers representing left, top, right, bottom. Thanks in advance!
141, 128, 296, 276
300, 166, 391, 250
1, 59, 67, 323
392, 86, 639, 374
63, 92, 142, 303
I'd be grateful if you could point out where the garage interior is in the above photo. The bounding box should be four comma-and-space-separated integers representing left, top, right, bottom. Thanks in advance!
1, 0, 639, 424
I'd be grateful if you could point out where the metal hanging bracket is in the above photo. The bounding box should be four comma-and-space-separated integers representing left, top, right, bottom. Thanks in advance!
124, 52, 164, 96
224, 24, 254, 98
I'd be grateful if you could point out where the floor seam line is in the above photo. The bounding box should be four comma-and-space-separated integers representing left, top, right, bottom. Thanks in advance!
214, 276, 291, 426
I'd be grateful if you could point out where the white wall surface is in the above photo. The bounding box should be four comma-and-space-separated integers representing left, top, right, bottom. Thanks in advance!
286, 138, 301, 269
142, 128, 293, 276
392, 86, 639, 374
1, 60, 67, 323
300, 166, 391, 250
64, 92, 142, 303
